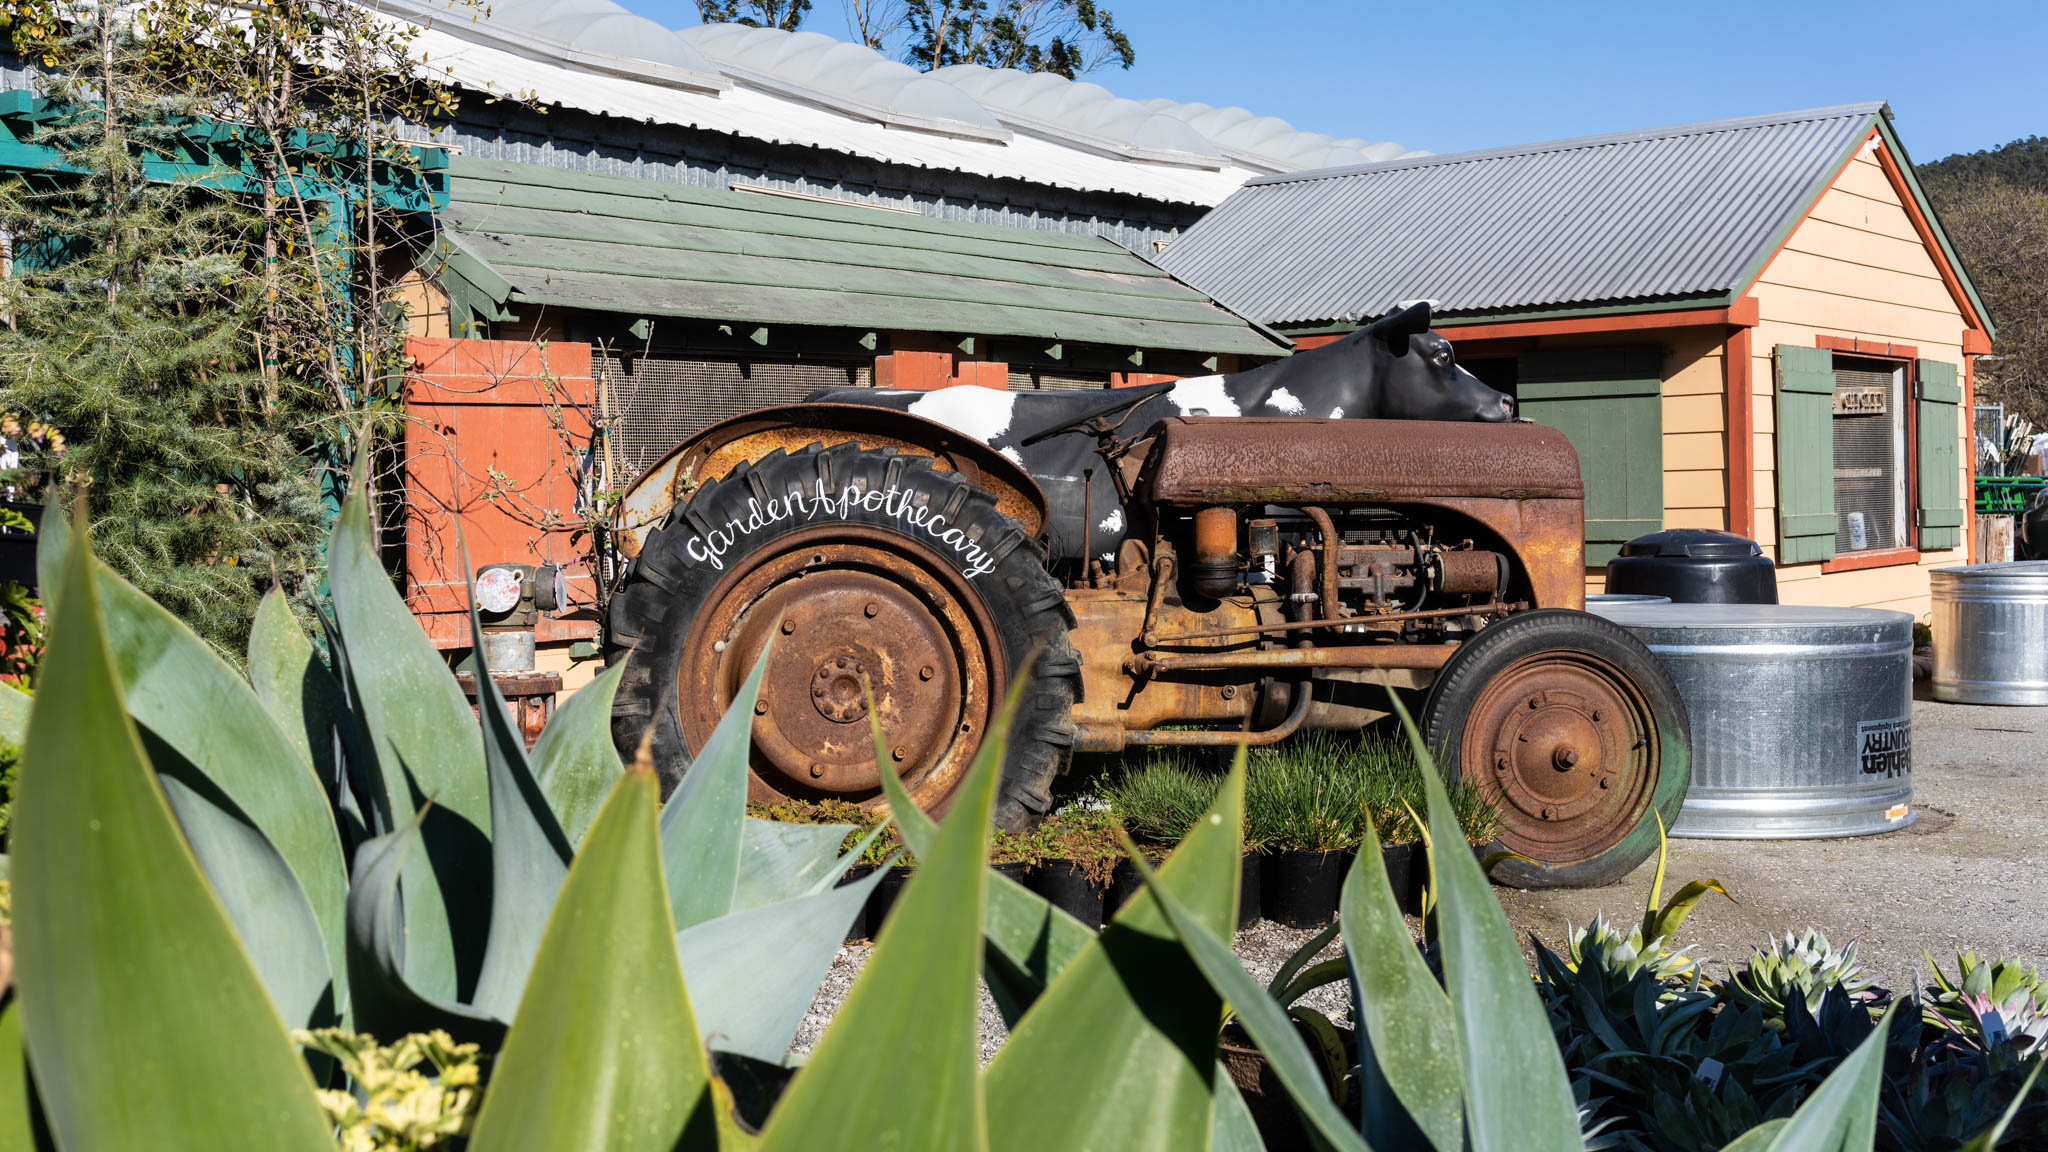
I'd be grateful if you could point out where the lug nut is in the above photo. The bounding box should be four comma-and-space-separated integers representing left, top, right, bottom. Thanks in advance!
864, 602, 878, 618
1542, 805, 1556, 820
1528, 697, 1541, 710
1591, 709, 1603, 722
809, 763, 825, 778
754, 701, 767, 715
891, 747, 906, 762
1220, 684, 1236, 699
780, 619, 795, 635
919, 665, 934, 681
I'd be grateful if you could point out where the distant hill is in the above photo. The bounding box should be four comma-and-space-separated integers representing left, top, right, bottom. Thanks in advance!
1919, 136, 2048, 193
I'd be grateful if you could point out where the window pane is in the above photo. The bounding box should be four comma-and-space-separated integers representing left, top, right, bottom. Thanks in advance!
1831, 357, 1906, 554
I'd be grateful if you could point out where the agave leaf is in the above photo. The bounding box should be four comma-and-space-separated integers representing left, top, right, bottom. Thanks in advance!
1649, 879, 1733, 943
1267, 921, 1342, 1000
10, 511, 335, 1150
1342, 819, 1462, 1152
1395, 699, 1580, 1152
342, 814, 509, 1050
1275, 957, 1350, 1009
246, 587, 348, 796
327, 464, 490, 1000
677, 863, 891, 1063
733, 818, 860, 910
1759, 1001, 1893, 1151
0, 681, 28, 745
758, 682, 1017, 1151
530, 662, 626, 846
869, 688, 1091, 1022
1720, 1119, 1788, 1152
465, 576, 576, 1024
661, 646, 773, 933
84, 561, 349, 1019
153, 744, 333, 1031
983, 758, 1244, 1152
0, 996, 44, 1152
467, 766, 721, 1151
32, 486, 64, 613
1128, 834, 1371, 1152
1211, 1063, 1266, 1152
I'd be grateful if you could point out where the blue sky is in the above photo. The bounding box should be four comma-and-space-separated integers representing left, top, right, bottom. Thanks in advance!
618, 0, 2044, 163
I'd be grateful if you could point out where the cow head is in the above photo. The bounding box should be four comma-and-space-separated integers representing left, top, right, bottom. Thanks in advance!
1350, 302, 1515, 422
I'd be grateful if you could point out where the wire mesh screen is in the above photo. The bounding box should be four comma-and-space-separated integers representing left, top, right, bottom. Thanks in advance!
1007, 366, 1111, 391
1975, 404, 2006, 476
601, 355, 872, 481
1832, 358, 1905, 555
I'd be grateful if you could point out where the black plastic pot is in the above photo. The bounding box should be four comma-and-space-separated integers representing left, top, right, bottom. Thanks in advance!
836, 863, 873, 942
1106, 852, 1165, 918
1032, 858, 1106, 930
1260, 849, 1350, 928
863, 865, 914, 935
1381, 841, 1423, 916
991, 860, 1036, 889
1238, 852, 1262, 929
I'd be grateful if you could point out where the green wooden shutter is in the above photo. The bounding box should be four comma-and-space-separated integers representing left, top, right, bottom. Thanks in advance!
1773, 345, 1837, 565
1915, 358, 1964, 551
1516, 346, 1664, 568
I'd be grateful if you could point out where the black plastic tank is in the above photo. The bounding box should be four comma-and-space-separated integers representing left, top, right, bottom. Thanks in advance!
1604, 529, 1779, 605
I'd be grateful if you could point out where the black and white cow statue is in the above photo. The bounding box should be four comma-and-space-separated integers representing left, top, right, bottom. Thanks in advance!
810, 302, 1514, 566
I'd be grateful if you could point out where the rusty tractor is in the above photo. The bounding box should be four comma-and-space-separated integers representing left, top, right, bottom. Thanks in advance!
604, 369, 1691, 889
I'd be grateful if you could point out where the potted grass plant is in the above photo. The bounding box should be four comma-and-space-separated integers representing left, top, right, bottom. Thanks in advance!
1103, 753, 1262, 928
1246, 731, 1502, 927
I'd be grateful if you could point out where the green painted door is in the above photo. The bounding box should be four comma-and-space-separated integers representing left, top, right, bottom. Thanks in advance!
1516, 346, 1665, 568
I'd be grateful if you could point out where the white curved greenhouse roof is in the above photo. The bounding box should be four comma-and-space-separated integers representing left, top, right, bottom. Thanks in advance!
365, 1, 1425, 203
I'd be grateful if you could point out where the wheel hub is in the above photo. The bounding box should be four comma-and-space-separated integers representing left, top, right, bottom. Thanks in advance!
677, 525, 999, 810
812, 655, 872, 723
1464, 653, 1654, 862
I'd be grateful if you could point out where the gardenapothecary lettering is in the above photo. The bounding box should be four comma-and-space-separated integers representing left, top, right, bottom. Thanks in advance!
685, 481, 998, 579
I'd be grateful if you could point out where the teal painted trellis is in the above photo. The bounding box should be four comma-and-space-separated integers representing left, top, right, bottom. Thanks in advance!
0, 88, 451, 517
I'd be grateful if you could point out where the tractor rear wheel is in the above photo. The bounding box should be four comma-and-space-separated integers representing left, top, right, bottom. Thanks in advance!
605, 442, 1079, 831
1420, 609, 1690, 889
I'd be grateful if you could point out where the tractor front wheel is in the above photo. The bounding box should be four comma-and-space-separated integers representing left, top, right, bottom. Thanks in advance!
605, 442, 1079, 831
1421, 609, 1691, 889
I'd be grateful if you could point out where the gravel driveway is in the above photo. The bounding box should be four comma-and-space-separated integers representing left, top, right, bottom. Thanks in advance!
791, 693, 2045, 1057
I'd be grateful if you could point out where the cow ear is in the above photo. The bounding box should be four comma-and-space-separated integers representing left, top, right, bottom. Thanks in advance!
1373, 301, 1433, 352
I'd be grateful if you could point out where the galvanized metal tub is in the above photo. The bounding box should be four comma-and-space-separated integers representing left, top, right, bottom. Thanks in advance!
1592, 603, 1915, 839
1585, 593, 1672, 609
1931, 562, 2048, 706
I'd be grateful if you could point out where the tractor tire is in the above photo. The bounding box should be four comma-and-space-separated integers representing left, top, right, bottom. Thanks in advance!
1420, 609, 1690, 890
604, 441, 1079, 832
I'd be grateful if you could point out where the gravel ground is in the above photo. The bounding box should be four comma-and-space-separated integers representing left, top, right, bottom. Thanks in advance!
792, 692, 2044, 1056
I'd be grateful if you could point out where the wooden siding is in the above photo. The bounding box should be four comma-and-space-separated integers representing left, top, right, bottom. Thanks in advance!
1746, 139, 1971, 618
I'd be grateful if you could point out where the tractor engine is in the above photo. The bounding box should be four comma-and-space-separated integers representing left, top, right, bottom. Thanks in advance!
1064, 416, 1585, 753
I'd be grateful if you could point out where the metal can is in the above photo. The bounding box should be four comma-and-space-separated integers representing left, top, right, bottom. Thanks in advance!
1931, 562, 2048, 706
1594, 603, 1915, 839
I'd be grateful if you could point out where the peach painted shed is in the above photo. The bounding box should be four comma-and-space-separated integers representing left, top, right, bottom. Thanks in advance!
1159, 102, 1994, 619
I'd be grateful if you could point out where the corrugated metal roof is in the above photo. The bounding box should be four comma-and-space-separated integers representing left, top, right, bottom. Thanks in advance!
1155, 103, 1888, 327
363, 3, 1423, 206
399, 19, 1258, 206
437, 156, 1289, 356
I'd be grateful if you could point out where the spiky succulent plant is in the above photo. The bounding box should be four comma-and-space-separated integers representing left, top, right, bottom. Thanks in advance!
1924, 951, 2048, 1052
1566, 913, 1700, 985
1726, 930, 1880, 1025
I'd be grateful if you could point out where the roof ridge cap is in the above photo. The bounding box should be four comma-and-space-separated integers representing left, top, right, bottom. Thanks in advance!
1244, 101, 1889, 187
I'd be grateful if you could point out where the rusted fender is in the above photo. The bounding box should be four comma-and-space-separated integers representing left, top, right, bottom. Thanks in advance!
612, 403, 1050, 558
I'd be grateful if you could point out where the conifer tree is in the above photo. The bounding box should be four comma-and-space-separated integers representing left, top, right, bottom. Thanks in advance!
0, 4, 326, 655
